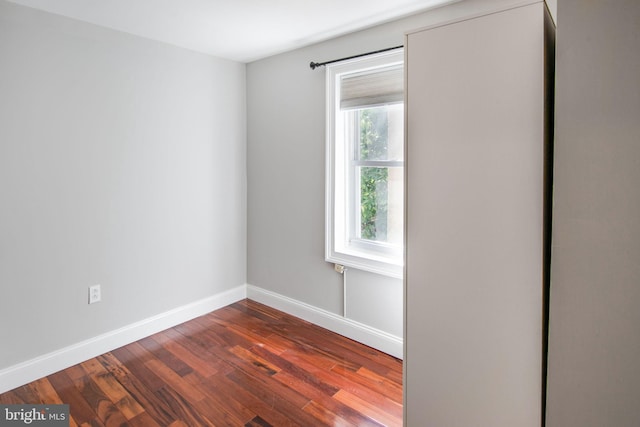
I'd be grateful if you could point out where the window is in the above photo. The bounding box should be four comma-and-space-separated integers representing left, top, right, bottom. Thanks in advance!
325, 49, 404, 278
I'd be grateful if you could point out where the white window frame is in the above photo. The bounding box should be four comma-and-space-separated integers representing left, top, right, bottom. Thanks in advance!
325, 49, 404, 278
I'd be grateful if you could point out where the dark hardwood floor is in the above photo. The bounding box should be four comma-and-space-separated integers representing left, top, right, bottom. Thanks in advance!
0, 299, 403, 426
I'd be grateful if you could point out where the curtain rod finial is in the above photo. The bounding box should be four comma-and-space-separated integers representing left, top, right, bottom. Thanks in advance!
309, 61, 318, 70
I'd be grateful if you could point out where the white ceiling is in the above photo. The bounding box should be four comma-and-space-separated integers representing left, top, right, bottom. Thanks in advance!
7, 0, 453, 63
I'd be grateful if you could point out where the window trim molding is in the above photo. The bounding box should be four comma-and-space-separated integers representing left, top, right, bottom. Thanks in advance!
325, 49, 404, 279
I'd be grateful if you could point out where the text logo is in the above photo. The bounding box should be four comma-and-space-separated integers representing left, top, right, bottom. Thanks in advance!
0, 405, 69, 426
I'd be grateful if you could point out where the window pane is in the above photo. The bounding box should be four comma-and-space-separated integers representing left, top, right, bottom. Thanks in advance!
357, 104, 404, 162
359, 166, 403, 245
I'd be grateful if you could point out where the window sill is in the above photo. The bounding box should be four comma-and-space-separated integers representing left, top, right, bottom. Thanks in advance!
326, 250, 403, 279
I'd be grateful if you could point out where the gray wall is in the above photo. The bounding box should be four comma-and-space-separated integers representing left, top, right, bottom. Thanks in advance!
245, 14, 413, 337
0, 1, 246, 370
546, 0, 640, 425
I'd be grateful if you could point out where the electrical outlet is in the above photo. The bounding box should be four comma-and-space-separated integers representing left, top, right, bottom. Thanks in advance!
89, 284, 101, 304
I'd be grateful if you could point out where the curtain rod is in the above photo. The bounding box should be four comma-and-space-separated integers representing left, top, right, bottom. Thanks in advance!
309, 45, 403, 70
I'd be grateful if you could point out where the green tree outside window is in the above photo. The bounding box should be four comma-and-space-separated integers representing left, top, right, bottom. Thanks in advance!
359, 108, 389, 241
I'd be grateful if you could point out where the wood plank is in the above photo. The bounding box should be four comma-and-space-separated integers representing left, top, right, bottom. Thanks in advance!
226, 369, 320, 426
153, 385, 215, 426
331, 365, 403, 403
29, 379, 61, 402
79, 358, 146, 420
302, 399, 383, 427
272, 371, 385, 426
252, 345, 340, 397
151, 330, 220, 377
263, 333, 345, 371
73, 376, 129, 427
334, 389, 402, 427
159, 327, 232, 376
144, 359, 205, 403
7, 384, 39, 404
47, 370, 98, 425
214, 371, 303, 427
183, 372, 254, 425
65, 364, 89, 382
206, 305, 274, 337
229, 345, 281, 376
138, 336, 193, 377
110, 345, 166, 392
20, 381, 82, 427
0, 390, 24, 404
173, 318, 228, 349
245, 415, 275, 426
324, 367, 403, 420
97, 353, 177, 426
238, 300, 288, 323
126, 411, 162, 427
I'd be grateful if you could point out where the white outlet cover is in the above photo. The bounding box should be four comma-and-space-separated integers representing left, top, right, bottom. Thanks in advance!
89, 284, 101, 304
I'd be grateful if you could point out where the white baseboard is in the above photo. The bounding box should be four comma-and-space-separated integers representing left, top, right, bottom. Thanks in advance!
0, 285, 246, 394
246, 284, 403, 359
